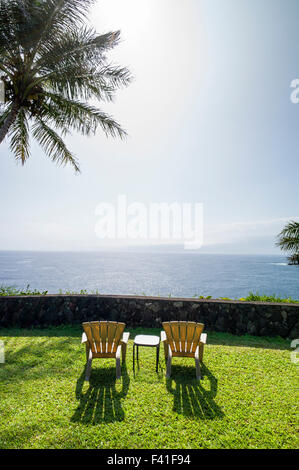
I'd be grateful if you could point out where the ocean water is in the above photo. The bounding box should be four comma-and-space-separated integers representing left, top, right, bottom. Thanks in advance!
0, 250, 299, 299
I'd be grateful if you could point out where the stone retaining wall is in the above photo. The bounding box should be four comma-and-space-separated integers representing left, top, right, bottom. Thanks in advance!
0, 294, 298, 338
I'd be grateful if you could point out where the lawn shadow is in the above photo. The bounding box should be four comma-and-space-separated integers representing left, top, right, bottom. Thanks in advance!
0, 337, 78, 384
0, 327, 291, 350
166, 363, 224, 420
206, 332, 291, 351
71, 364, 130, 424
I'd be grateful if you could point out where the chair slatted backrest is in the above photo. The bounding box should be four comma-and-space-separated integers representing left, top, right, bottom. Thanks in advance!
162, 321, 204, 354
82, 321, 125, 354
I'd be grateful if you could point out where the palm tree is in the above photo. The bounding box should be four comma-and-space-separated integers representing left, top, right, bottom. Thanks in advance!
276, 221, 299, 265
0, 0, 131, 172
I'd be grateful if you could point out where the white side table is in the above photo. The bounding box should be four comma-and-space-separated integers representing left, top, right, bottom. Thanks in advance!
133, 334, 160, 372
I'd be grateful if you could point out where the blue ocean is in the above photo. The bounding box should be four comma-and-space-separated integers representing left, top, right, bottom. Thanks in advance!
0, 250, 299, 299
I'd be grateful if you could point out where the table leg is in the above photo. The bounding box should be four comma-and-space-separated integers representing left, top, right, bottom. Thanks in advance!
133, 343, 135, 373
137, 345, 139, 361
156, 344, 160, 372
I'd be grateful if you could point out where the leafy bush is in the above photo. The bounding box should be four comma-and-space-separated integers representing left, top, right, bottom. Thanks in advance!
0, 286, 298, 303
0, 285, 48, 296
242, 292, 299, 303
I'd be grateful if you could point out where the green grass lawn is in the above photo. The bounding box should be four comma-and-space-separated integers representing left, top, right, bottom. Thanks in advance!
0, 326, 298, 449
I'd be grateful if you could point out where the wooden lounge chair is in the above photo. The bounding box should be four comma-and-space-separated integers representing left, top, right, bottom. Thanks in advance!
161, 321, 207, 380
81, 321, 130, 381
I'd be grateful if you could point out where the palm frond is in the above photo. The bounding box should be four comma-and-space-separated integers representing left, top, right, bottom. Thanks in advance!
33, 101, 71, 137
26, 29, 126, 101
0, 107, 11, 126
0, 98, 20, 144
0, 0, 131, 170
32, 117, 80, 172
43, 64, 132, 102
34, 29, 121, 73
42, 92, 127, 138
26, 0, 96, 55
276, 221, 299, 252
8, 107, 30, 164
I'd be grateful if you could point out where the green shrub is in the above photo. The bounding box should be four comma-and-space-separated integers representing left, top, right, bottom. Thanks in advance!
0, 286, 298, 303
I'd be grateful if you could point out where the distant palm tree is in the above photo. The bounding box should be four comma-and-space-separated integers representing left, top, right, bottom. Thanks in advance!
0, 0, 131, 172
276, 221, 299, 265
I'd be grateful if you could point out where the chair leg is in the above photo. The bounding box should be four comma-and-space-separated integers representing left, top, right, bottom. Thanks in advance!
116, 346, 121, 380
121, 342, 127, 362
195, 347, 201, 380
163, 340, 168, 360
199, 343, 204, 362
85, 350, 92, 381
85, 344, 90, 362
166, 347, 172, 378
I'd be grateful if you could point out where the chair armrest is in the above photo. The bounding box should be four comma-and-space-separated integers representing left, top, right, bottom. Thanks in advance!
161, 331, 167, 342
81, 332, 88, 344
200, 333, 207, 344
121, 332, 130, 344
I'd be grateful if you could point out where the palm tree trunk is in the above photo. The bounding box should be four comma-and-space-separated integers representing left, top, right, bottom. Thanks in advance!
0, 100, 19, 144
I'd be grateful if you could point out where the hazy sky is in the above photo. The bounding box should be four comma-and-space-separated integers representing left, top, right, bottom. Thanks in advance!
0, 0, 299, 253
